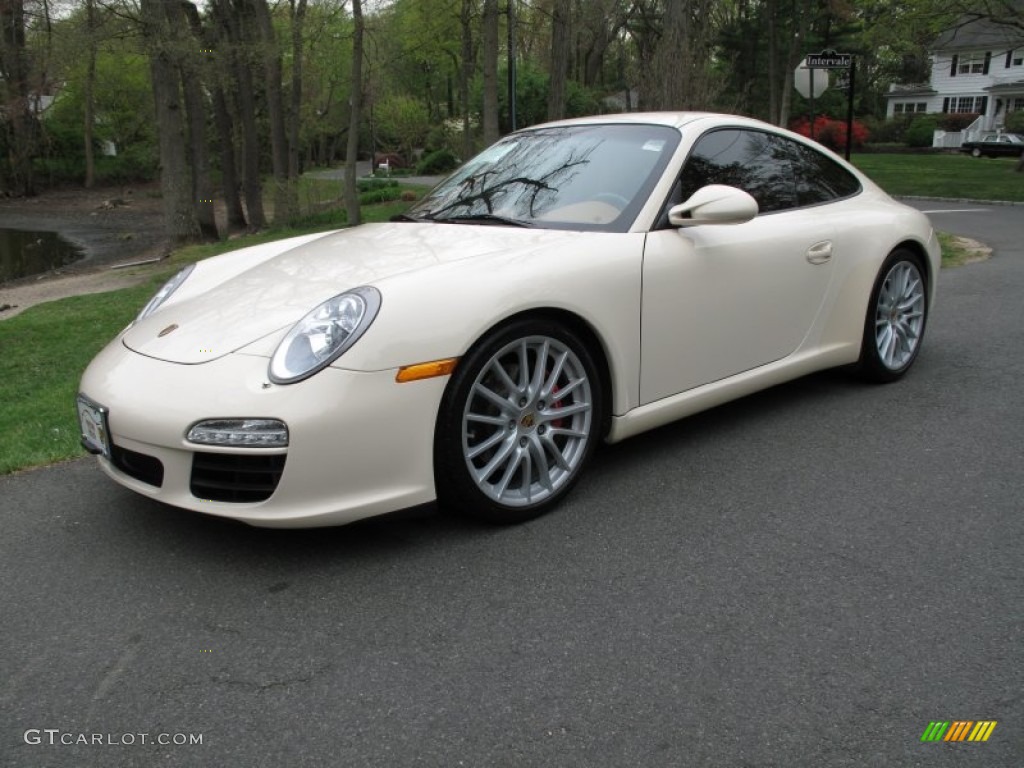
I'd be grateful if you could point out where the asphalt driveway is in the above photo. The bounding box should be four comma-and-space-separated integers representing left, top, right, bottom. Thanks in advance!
1, 201, 1021, 767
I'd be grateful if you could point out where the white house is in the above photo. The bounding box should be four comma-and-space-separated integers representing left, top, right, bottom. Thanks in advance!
886, 10, 1024, 141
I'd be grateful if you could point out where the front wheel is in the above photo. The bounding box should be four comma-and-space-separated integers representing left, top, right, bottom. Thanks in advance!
971, 147, 982, 158
857, 249, 928, 382
435, 319, 603, 524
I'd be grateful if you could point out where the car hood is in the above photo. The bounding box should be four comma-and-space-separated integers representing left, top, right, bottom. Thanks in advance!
123, 223, 577, 364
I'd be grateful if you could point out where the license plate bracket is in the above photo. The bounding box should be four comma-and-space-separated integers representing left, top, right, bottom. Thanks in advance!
77, 394, 111, 458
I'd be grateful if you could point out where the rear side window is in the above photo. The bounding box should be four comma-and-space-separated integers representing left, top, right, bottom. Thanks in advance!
678, 128, 860, 214
791, 141, 861, 205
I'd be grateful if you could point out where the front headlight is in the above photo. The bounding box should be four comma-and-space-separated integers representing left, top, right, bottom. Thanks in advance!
269, 286, 381, 384
136, 264, 195, 323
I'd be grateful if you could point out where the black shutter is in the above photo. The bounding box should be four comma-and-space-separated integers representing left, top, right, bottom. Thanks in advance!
1008, 50, 1015, 68
983, 52, 992, 74
979, 96, 988, 115
942, 97, 950, 113
951, 54, 958, 76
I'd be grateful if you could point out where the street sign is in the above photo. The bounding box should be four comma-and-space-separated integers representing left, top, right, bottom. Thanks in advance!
806, 50, 853, 69
794, 59, 829, 99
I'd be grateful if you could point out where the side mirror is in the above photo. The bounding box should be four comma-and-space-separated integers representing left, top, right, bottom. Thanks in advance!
668, 184, 758, 227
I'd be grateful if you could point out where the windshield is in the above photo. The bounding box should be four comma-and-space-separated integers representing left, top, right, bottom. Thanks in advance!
409, 123, 681, 232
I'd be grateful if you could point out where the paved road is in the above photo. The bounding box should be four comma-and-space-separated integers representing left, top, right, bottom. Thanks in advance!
2, 203, 1022, 767
306, 161, 445, 190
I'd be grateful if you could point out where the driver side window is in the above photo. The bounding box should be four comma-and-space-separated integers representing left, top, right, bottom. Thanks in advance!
677, 128, 797, 214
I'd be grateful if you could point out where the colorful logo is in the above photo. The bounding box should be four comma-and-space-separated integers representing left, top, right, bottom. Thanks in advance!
920, 721, 997, 742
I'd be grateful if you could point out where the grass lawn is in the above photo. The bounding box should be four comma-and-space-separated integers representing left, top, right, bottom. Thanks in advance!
0, 196, 419, 476
851, 152, 1024, 202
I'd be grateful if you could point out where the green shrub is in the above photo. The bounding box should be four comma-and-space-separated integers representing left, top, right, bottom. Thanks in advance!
358, 186, 403, 205
906, 115, 940, 147
938, 112, 980, 131
1005, 111, 1024, 133
357, 178, 399, 193
416, 148, 459, 176
863, 115, 911, 144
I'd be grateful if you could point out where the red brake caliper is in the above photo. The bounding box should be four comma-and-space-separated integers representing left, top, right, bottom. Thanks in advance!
550, 381, 564, 429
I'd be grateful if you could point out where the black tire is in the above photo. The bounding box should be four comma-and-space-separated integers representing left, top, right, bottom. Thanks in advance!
857, 248, 928, 383
971, 147, 982, 158
434, 317, 603, 524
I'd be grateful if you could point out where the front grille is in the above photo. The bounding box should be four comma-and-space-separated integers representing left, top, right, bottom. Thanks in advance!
190, 452, 286, 503
110, 443, 165, 488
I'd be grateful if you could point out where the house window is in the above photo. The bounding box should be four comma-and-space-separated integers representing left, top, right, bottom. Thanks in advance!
957, 53, 986, 74
950, 96, 985, 113
1015, 57, 1024, 66
893, 102, 928, 114
1010, 98, 1024, 112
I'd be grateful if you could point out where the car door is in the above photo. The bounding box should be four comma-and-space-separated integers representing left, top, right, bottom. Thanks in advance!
640, 128, 855, 403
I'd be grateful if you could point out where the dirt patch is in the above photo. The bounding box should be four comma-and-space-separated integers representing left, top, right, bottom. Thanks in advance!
0, 183, 170, 320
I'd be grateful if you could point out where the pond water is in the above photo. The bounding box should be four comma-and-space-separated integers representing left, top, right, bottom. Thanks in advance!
0, 228, 84, 283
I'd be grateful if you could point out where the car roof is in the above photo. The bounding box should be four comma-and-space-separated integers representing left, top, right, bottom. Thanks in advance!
523, 111, 774, 132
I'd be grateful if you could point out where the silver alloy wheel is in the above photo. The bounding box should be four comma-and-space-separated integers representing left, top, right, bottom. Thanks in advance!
461, 335, 593, 507
874, 260, 925, 370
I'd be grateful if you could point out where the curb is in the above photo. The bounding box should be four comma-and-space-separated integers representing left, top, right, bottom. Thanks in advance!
896, 196, 1024, 207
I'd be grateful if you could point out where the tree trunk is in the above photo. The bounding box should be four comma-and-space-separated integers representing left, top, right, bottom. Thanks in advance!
83, 0, 97, 189
653, 0, 689, 110
547, 0, 571, 120
251, 0, 297, 225
767, 0, 778, 124
211, 85, 247, 231
185, 0, 244, 231
173, 0, 218, 241
482, 0, 500, 145
0, 0, 36, 196
289, 0, 308, 181
344, 0, 364, 228
459, 0, 474, 158
216, 0, 266, 230
140, 0, 200, 242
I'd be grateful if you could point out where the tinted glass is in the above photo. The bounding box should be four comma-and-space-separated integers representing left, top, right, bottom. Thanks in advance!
679, 129, 796, 213
411, 124, 681, 232
678, 128, 860, 214
791, 141, 861, 206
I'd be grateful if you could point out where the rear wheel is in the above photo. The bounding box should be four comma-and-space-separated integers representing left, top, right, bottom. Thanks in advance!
435, 318, 602, 524
857, 249, 928, 382
971, 147, 982, 158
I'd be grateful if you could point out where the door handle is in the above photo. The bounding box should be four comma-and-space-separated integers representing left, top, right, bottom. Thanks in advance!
806, 240, 833, 265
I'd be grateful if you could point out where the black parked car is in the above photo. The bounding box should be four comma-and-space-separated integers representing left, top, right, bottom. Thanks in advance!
959, 133, 1024, 158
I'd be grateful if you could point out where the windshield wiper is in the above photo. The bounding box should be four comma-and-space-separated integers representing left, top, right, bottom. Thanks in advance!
427, 213, 532, 228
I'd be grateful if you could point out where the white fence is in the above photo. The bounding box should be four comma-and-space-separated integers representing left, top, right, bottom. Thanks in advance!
933, 115, 985, 148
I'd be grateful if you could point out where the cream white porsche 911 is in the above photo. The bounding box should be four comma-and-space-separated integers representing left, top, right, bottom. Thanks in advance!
78, 112, 939, 527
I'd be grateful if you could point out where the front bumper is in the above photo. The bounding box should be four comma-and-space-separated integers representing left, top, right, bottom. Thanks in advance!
78, 338, 447, 527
